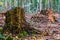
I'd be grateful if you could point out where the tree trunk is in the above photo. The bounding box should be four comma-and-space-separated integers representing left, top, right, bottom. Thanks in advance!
4, 7, 28, 34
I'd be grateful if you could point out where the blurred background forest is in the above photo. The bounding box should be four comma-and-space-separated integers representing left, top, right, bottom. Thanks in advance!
0, 0, 60, 40
0, 0, 60, 13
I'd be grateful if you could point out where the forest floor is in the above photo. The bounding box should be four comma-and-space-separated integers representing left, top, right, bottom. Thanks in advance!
21, 13, 60, 40
1, 13, 60, 40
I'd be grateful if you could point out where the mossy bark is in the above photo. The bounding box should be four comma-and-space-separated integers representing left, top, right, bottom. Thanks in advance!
4, 7, 28, 34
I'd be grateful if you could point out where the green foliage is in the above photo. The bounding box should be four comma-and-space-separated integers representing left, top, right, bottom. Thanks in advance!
6, 36, 13, 40
18, 33, 24, 38
0, 27, 3, 34
0, 33, 5, 40
23, 31, 28, 36
18, 31, 28, 38
0, 33, 13, 40
0, 27, 3, 31
32, 31, 37, 34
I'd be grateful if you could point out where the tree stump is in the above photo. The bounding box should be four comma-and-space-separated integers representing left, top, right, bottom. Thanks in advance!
4, 7, 29, 34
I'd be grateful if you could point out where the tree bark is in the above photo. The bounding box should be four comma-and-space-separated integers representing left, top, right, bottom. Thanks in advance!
4, 7, 28, 34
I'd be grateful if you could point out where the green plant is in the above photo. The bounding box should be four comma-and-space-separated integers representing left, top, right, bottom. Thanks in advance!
23, 31, 28, 36
18, 33, 24, 38
6, 36, 13, 40
18, 31, 28, 38
32, 31, 37, 34
0, 27, 3, 31
0, 33, 5, 40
